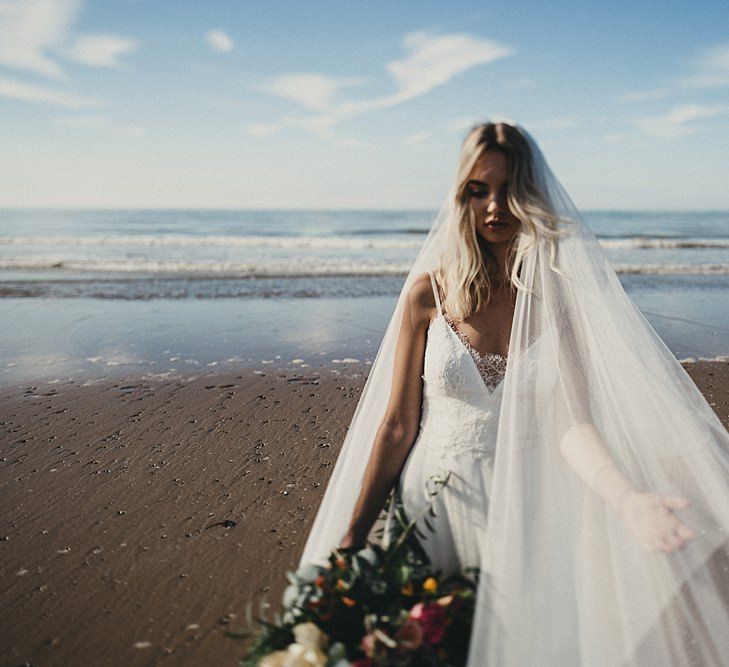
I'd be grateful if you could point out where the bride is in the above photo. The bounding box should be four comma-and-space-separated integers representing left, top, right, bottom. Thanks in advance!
298, 121, 729, 665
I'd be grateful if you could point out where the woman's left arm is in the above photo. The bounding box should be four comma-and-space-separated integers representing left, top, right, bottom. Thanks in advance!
559, 422, 696, 553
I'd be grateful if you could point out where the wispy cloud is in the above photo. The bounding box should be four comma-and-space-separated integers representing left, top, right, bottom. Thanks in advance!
53, 115, 144, 136
403, 130, 432, 145
245, 122, 281, 138
262, 73, 364, 111
0, 75, 104, 108
443, 117, 480, 134
0, 0, 136, 77
0, 1, 137, 109
621, 42, 729, 104
631, 103, 729, 137
205, 30, 234, 53
65, 34, 138, 69
260, 31, 513, 137
681, 42, 729, 88
523, 116, 582, 131
387, 31, 512, 100
0, 0, 81, 79
618, 88, 672, 103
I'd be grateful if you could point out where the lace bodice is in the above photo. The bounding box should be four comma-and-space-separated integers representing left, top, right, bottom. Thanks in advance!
417, 270, 508, 462
443, 314, 508, 391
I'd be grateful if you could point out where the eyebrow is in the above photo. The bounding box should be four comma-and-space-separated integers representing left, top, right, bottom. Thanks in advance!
466, 179, 508, 187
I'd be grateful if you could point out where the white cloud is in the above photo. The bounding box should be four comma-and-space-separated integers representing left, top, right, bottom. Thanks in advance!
523, 116, 582, 131
622, 42, 729, 105
0, 0, 81, 79
66, 34, 138, 69
121, 125, 145, 138
205, 30, 234, 53
441, 113, 523, 136
403, 131, 432, 145
258, 31, 513, 136
387, 31, 513, 100
0, 1, 136, 80
0, 75, 105, 108
602, 131, 635, 143
245, 122, 281, 138
697, 42, 729, 72
443, 116, 480, 134
319, 32, 511, 126
682, 42, 729, 88
618, 89, 672, 103
632, 104, 729, 137
262, 73, 364, 110
53, 115, 144, 136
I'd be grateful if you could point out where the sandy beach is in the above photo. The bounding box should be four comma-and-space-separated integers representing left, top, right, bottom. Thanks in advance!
1, 359, 728, 666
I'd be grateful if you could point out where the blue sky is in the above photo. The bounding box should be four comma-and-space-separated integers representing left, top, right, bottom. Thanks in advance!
0, 0, 728, 209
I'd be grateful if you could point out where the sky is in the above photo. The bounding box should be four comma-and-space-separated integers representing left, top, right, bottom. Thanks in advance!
0, 0, 728, 210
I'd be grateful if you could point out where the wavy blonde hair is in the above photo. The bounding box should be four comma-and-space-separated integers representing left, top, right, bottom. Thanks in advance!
436, 122, 568, 322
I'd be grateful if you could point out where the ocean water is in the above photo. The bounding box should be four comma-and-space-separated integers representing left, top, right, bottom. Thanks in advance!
1, 208, 728, 384
1, 209, 728, 298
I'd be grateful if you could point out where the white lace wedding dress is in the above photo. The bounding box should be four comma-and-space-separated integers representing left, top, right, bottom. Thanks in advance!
386, 269, 508, 580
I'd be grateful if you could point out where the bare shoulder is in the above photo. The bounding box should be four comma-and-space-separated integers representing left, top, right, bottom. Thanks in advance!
406, 271, 438, 331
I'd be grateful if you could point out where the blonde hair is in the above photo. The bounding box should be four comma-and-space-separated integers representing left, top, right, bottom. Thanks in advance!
436, 122, 567, 321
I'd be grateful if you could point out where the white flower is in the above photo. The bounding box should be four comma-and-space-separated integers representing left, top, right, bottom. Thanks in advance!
260, 650, 287, 667
284, 643, 328, 666
292, 622, 329, 651
260, 623, 330, 666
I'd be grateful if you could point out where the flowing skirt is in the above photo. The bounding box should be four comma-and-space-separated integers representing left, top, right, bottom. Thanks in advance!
390, 429, 496, 583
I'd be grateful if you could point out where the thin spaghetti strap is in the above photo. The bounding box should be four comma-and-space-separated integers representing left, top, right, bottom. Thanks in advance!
427, 269, 443, 317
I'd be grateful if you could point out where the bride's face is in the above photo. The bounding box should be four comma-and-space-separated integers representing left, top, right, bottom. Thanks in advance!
466, 149, 521, 246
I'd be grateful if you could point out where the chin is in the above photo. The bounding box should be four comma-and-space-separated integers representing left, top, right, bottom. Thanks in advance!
479, 229, 517, 244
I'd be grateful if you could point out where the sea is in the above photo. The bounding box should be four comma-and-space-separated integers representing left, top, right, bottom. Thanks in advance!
1, 209, 728, 385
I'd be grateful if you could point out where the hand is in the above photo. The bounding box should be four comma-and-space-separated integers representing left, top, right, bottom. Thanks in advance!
338, 529, 367, 552
619, 491, 696, 554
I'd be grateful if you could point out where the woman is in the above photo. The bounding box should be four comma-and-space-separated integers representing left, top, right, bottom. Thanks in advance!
299, 121, 729, 665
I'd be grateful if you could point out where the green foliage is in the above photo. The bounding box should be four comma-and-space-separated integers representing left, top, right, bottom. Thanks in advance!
233, 470, 480, 666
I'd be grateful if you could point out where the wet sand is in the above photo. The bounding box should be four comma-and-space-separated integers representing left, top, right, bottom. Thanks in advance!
1, 360, 728, 666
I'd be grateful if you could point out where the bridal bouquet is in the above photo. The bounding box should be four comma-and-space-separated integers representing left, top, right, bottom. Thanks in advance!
232, 471, 479, 666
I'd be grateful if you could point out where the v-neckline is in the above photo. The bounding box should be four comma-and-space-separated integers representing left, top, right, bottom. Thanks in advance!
428, 312, 509, 363
428, 314, 508, 394
442, 313, 508, 363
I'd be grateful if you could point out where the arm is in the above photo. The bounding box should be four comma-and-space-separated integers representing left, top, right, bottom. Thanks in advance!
553, 296, 694, 552
340, 273, 435, 549
559, 422, 634, 514
560, 421, 696, 553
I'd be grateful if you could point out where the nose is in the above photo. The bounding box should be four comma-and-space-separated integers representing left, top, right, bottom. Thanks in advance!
487, 192, 505, 215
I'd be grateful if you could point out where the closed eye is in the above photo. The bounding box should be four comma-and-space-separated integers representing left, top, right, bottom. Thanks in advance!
467, 185, 488, 198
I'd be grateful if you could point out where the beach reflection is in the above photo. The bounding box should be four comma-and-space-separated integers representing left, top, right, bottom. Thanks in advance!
0, 297, 390, 386
2, 276, 729, 386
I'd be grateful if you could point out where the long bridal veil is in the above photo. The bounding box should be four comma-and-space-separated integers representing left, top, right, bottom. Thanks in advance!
298, 121, 729, 665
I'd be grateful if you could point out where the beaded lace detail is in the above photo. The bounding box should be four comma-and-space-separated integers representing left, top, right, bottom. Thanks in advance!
443, 314, 508, 392
420, 269, 506, 462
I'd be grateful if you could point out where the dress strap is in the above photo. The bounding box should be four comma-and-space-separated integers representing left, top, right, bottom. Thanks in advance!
427, 269, 443, 317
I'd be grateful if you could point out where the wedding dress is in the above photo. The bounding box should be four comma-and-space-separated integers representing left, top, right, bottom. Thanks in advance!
297, 121, 729, 666
390, 269, 507, 580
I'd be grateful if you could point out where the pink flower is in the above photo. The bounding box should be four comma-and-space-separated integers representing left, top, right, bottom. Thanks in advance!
395, 619, 424, 656
408, 602, 447, 646
360, 632, 377, 657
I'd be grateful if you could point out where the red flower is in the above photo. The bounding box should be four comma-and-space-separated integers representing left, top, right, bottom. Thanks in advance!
395, 619, 424, 657
408, 602, 448, 646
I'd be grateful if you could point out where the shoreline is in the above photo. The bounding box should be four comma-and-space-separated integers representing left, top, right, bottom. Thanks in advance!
3, 272, 729, 387
1, 360, 728, 665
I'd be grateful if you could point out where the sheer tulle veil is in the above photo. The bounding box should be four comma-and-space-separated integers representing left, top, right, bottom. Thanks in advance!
297, 119, 729, 665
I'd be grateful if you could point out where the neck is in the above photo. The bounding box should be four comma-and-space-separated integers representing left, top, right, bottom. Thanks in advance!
486, 244, 511, 285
